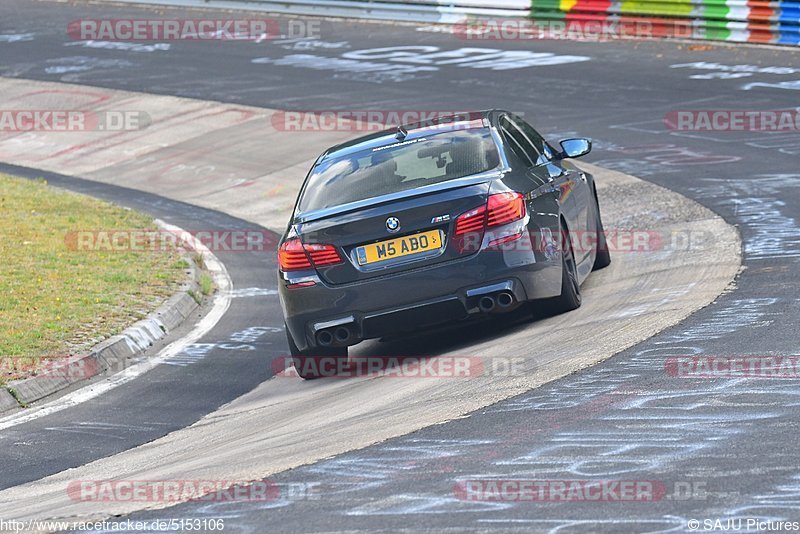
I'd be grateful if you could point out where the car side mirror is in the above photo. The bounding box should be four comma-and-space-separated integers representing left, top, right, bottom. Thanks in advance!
556, 138, 591, 160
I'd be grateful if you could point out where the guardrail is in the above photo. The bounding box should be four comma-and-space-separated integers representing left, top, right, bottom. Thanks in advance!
113, 0, 799, 44
530, 0, 800, 44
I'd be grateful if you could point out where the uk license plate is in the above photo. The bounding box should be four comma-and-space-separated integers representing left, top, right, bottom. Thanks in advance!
356, 230, 442, 265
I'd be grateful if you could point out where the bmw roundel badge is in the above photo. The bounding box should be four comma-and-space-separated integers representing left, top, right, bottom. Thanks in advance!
386, 216, 400, 233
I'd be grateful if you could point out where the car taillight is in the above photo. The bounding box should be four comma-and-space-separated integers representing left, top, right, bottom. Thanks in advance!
279, 239, 312, 271
453, 192, 525, 253
278, 239, 343, 272
487, 192, 526, 227
454, 205, 487, 236
303, 243, 342, 267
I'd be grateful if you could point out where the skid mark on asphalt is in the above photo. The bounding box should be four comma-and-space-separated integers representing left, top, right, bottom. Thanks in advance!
162, 326, 283, 367
251, 46, 591, 84
65, 40, 172, 53
276, 38, 350, 51
114, 294, 789, 532
43, 421, 171, 439
686, 177, 800, 262
610, 117, 800, 158
727, 473, 800, 521
320, 299, 783, 524
0, 33, 34, 42
44, 56, 134, 75
226, 288, 279, 298
543, 130, 743, 177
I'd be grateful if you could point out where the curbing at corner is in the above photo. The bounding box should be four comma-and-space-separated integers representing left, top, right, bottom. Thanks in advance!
0, 221, 209, 414
0, 389, 18, 412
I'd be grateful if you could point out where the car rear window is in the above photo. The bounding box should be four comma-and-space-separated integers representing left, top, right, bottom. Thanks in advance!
297, 127, 501, 213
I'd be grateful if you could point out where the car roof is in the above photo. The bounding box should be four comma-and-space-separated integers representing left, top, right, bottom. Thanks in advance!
317, 109, 507, 163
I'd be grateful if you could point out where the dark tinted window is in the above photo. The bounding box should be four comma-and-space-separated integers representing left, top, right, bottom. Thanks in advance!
510, 114, 553, 164
298, 127, 500, 213
499, 116, 534, 166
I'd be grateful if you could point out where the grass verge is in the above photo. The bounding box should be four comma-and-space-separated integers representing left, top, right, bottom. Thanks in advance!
0, 174, 187, 384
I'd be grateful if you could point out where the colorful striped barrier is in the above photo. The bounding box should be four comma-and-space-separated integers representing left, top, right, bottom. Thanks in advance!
531, 0, 800, 43
109, 0, 800, 44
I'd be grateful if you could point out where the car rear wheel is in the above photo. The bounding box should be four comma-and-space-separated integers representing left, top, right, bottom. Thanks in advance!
286, 326, 348, 380
548, 222, 582, 315
592, 197, 611, 271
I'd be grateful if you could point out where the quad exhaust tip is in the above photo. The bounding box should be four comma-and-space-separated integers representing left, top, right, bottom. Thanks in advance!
317, 330, 334, 346
497, 291, 514, 308
334, 326, 351, 343
316, 326, 352, 346
479, 296, 496, 312
477, 291, 515, 313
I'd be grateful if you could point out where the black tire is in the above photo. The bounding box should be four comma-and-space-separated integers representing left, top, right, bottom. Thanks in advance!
286, 326, 348, 380
548, 222, 582, 315
592, 197, 611, 271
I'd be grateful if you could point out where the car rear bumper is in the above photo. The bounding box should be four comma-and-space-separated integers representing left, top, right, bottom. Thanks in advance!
280, 250, 561, 352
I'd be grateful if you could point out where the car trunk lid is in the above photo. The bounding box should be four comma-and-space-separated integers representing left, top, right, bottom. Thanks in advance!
296, 177, 492, 285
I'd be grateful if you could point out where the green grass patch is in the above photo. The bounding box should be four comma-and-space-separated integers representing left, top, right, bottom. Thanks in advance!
0, 174, 186, 384
199, 273, 214, 296
187, 289, 202, 306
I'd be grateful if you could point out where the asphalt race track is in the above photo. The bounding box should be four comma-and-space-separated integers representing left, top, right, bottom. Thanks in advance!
0, 162, 285, 489
1, 0, 800, 531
